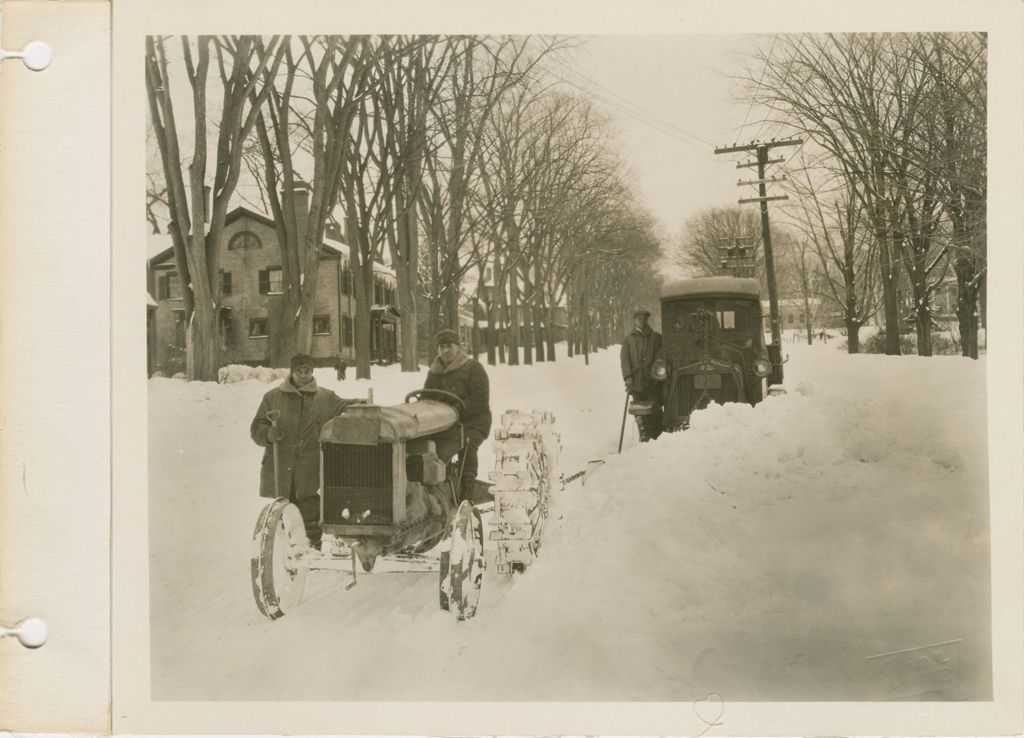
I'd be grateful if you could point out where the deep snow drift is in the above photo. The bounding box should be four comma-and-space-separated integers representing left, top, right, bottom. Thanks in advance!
147, 337, 990, 701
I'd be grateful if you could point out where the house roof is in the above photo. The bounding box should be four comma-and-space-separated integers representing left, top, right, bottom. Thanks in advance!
146, 205, 394, 277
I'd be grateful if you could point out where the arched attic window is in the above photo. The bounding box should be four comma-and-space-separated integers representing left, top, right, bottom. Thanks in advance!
228, 230, 262, 250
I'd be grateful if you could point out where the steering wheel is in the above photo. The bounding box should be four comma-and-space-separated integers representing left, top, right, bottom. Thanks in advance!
404, 388, 465, 417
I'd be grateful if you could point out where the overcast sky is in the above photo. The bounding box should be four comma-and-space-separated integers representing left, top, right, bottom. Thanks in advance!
570, 34, 784, 240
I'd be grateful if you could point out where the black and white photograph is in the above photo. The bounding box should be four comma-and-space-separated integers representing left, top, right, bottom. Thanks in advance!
117, 1, 1023, 731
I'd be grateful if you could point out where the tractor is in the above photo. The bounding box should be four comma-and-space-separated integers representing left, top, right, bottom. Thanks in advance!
251, 389, 557, 621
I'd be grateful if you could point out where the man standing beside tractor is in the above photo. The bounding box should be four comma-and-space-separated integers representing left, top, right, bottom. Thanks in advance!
621, 306, 664, 442
250, 353, 360, 550
424, 328, 492, 502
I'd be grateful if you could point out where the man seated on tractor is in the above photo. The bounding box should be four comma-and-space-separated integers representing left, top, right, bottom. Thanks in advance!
250, 353, 360, 550
621, 306, 664, 442
424, 329, 492, 502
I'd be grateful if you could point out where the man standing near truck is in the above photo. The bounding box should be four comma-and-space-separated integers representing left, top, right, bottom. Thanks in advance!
621, 307, 663, 441
250, 353, 359, 550
424, 329, 492, 502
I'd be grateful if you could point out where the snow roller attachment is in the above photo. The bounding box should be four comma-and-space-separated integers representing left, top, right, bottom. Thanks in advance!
251, 498, 309, 619
488, 410, 560, 575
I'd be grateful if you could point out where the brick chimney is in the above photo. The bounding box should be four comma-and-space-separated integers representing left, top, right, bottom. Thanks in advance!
284, 180, 311, 265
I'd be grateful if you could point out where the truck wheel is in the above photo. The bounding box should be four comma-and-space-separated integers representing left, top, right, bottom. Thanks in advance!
251, 498, 308, 620
438, 501, 485, 620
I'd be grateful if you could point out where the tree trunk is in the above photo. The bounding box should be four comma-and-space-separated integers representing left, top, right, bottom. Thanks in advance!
507, 269, 520, 366
188, 304, 221, 382
352, 242, 374, 380
955, 257, 980, 360
845, 320, 861, 354
877, 231, 902, 355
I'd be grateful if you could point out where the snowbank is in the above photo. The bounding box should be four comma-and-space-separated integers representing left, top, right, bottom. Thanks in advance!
148, 341, 990, 701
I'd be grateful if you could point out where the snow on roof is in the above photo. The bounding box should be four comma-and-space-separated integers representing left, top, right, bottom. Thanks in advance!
661, 277, 761, 300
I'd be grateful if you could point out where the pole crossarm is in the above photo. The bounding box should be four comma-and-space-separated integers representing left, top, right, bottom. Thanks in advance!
738, 194, 789, 204
737, 157, 784, 169
738, 176, 787, 186
714, 138, 802, 155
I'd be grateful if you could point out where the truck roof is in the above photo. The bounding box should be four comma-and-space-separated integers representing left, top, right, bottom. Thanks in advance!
660, 276, 761, 300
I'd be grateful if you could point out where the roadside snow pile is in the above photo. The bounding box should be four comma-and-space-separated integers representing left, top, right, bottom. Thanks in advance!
218, 364, 290, 384
147, 342, 991, 702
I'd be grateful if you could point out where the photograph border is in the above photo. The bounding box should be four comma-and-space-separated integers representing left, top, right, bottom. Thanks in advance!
112, 0, 1024, 734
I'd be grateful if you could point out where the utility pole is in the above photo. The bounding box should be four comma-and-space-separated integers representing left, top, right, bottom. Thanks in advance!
714, 137, 802, 384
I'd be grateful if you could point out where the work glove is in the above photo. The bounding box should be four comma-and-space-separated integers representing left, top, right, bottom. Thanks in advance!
624, 379, 633, 393
267, 426, 285, 443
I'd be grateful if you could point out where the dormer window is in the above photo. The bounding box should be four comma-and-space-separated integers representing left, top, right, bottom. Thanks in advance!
229, 230, 262, 250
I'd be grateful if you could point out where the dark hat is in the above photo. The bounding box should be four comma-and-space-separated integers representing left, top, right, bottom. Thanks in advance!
434, 328, 461, 346
633, 306, 652, 317
290, 353, 314, 370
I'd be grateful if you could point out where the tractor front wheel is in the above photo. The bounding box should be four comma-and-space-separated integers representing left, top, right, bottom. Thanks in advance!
251, 498, 308, 620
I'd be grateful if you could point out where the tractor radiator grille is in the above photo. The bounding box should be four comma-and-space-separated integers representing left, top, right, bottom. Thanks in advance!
674, 373, 740, 418
322, 443, 393, 526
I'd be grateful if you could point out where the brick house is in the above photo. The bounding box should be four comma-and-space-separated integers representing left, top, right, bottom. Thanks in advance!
146, 191, 398, 375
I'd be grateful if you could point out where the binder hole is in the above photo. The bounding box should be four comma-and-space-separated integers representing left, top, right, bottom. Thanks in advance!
21, 41, 52, 71
1, 617, 48, 648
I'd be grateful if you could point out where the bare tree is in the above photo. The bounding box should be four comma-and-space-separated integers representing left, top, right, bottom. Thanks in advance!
145, 35, 285, 380
673, 207, 765, 279
909, 33, 986, 358
250, 36, 377, 365
785, 161, 879, 352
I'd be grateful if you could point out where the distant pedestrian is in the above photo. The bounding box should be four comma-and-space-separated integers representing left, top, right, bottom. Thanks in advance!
335, 354, 347, 381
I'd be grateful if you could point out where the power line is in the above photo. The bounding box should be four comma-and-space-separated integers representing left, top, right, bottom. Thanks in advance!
537, 65, 715, 153
736, 35, 777, 143
553, 60, 718, 147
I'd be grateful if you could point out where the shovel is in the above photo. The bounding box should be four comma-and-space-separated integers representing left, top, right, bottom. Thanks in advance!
266, 409, 282, 499
617, 391, 630, 454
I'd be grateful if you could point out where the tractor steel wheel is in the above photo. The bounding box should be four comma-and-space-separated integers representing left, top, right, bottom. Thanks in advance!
251, 498, 308, 620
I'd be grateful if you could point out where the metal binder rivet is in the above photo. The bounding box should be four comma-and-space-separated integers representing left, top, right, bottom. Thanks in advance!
0, 617, 48, 648
0, 40, 52, 71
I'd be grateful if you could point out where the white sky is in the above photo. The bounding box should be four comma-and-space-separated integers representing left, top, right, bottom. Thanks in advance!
569, 34, 789, 240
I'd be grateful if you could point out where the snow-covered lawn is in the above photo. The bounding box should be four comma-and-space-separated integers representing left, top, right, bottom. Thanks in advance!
148, 338, 990, 701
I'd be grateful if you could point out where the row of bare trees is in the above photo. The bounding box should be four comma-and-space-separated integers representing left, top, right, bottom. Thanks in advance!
146, 35, 664, 380
742, 32, 986, 358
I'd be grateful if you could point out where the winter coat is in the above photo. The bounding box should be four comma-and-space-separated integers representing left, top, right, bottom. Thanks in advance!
621, 325, 662, 394
424, 350, 492, 442
251, 377, 353, 499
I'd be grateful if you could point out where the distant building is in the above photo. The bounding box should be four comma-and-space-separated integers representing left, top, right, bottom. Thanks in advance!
146, 187, 398, 375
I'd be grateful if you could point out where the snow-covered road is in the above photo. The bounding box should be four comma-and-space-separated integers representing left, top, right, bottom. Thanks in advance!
148, 338, 990, 701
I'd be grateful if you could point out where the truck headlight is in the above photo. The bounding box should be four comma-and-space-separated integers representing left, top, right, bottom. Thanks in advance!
652, 359, 668, 380
753, 356, 771, 378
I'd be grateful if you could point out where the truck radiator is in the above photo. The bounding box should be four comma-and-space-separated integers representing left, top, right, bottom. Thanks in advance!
675, 373, 739, 417
322, 443, 393, 526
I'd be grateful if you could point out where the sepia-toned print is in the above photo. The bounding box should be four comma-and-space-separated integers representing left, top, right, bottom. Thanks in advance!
144, 32, 991, 703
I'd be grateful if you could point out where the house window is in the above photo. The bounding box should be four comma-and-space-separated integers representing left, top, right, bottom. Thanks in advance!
258, 267, 283, 295
229, 230, 262, 250
220, 271, 232, 296
172, 309, 187, 348
340, 265, 352, 296
342, 315, 353, 347
313, 314, 331, 336
718, 311, 736, 330
249, 317, 269, 339
159, 272, 182, 301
